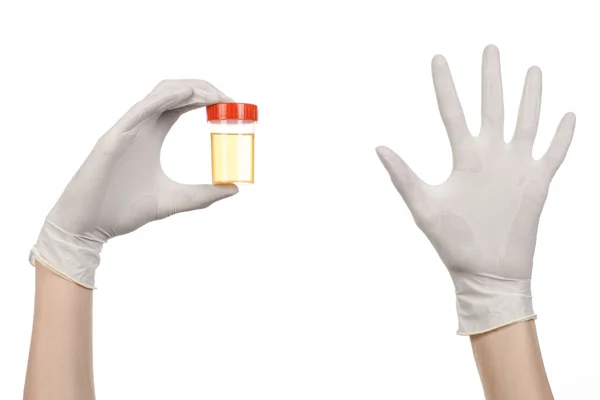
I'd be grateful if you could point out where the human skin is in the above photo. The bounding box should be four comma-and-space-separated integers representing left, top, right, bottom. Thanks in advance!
24, 262, 95, 400
471, 320, 553, 400
21, 263, 554, 400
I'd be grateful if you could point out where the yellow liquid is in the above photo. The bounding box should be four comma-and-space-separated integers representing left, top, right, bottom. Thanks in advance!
211, 133, 255, 184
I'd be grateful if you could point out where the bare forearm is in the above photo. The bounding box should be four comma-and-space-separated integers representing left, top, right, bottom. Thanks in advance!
24, 263, 95, 400
471, 320, 552, 400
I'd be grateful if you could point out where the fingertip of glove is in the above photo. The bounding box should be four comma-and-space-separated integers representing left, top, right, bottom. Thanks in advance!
211, 184, 239, 198
563, 112, 576, 127
219, 94, 235, 103
375, 146, 393, 162
431, 54, 447, 68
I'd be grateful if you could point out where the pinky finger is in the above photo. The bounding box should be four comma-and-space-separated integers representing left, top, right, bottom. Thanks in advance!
541, 112, 576, 179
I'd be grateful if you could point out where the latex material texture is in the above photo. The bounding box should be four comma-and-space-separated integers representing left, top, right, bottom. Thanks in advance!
377, 45, 575, 335
30, 80, 239, 289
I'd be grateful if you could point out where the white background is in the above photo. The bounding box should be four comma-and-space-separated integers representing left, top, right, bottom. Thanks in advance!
1, 0, 598, 398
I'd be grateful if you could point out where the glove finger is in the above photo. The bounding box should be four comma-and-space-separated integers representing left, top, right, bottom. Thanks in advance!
159, 102, 225, 133
160, 184, 239, 217
541, 112, 576, 179
480, 44, 504, 139
114, 79, 233, 133
181, 79, 233, 104
376, 145, 428, 216
145, 79, 235, 135
512, 66, 542, 151
115, 85, 194, 132
157, 79, 233, 111
431, 55, 471, 151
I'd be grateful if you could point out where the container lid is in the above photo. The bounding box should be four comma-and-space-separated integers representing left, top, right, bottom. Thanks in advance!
206, 103, 258, 121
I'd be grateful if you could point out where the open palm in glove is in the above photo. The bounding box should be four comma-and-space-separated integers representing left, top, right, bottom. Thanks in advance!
377, 45, 575, 335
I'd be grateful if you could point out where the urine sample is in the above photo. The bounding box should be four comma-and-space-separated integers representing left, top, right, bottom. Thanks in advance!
207, 102, 258, 185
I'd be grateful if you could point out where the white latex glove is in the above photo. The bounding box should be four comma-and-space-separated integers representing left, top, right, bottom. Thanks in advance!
376, 45, 575, 335
30, 79, 238, 289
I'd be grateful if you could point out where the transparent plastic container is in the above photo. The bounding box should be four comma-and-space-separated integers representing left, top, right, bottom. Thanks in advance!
206, 103, 258, 185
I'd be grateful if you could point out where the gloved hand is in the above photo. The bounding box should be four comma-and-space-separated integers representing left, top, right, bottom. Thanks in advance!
376, 45, 575, 335
29, 79, 238, 289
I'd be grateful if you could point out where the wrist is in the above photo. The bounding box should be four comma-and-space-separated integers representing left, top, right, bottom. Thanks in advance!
29, 219, 104, 289
452, 272, 536, 335
470, 320, 553, 399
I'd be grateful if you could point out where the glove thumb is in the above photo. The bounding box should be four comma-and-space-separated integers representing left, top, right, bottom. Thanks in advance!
164, 184, 239, 216
376, 145, 427, 214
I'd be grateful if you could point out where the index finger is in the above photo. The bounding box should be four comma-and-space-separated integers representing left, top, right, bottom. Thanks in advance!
116, 79, 232, 131
157, 79, 234, 106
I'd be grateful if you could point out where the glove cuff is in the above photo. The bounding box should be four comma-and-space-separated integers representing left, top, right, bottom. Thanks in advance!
29, 220, 104, 289
453, 273, 536, 336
